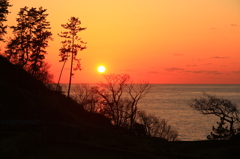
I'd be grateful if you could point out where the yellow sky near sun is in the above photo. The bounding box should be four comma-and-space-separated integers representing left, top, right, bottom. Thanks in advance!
2, 0, 240, 84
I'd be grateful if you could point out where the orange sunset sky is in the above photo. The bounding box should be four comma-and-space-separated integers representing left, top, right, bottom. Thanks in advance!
2, 0, 240, 84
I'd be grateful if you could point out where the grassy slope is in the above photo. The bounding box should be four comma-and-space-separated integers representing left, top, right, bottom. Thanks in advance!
0, 55, 239, 159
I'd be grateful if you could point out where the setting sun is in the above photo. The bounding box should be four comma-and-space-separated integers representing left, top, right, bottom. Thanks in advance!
98, 66, 106, 73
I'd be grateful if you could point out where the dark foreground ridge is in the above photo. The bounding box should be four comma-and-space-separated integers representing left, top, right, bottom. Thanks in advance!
0, 55, 239, 159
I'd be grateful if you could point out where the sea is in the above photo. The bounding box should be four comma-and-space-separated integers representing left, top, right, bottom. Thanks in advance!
63, 84, 240, 141
138, 84, 240, 141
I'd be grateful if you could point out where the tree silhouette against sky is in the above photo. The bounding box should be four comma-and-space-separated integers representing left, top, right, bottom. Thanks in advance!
190, 94, 240, 140
57, 17, 86, 97
0, 0, 12, 42
5, 6, 52, 82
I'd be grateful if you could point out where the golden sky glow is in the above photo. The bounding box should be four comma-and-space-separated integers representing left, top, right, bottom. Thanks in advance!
3, 0, 240, 84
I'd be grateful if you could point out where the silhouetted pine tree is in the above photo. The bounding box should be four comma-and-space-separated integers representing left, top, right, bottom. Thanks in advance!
0, 0, 12, 41
190, 94, 240, 140
5, 7, 52, 83
207, 118, 231, 140
57, 17, 86, 97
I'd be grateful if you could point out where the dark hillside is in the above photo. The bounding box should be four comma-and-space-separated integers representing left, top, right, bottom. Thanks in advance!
0, 55, 76, 121
0, 55, 170, 159
1, 55, 239, 159
0, 56, 44, 93
0, 55, 109, 123
0, 55, 45, 120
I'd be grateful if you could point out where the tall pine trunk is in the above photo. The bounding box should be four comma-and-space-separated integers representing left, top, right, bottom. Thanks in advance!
56, 58, 67, 91
67, 35, 75, 97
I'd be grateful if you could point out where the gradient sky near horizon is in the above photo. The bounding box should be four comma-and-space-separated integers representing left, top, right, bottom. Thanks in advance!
3, 0, 240, 84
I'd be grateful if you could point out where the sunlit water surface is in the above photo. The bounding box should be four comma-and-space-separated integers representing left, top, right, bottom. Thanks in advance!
138, 84, 240, 141
64, 84, 240, 141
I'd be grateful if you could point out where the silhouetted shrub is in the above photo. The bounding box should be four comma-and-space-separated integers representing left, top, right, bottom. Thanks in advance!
72, 75, 179, 141
190, 93, 240, 140
137, 110, 179, 141
71, 84, 99, 112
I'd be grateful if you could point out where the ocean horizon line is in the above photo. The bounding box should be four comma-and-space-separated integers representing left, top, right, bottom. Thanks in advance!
56, 83, 240, 85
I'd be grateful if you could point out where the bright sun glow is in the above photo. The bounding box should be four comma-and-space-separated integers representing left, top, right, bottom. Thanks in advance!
98, 66, 106, 73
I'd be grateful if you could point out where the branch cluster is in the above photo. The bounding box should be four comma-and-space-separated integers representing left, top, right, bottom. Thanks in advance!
58, 17, 86, 68
71, 74, 178, 141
